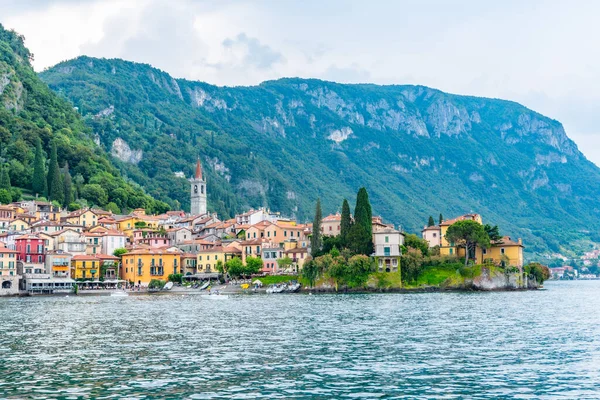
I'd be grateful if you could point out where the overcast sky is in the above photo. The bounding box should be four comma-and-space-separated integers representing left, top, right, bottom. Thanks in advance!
4, 0, 600, 165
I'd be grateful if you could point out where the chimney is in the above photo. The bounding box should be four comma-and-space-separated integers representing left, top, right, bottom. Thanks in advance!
518, 238, 522, 245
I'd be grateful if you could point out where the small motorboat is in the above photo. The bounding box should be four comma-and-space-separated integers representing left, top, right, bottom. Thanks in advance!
110, 291, 129, 297
163, 282, 174, 290
199, 281, 210, 290
201, 292, 229, 300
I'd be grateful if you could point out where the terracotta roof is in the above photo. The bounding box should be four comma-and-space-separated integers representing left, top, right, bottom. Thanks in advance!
322, 213, 341, 222
123, 247, 183, 256
249, 221, 272, 230
440, 214, 481, 227
72, 255, 101, 261
102, 229, 127, 237
422, 225, 441, 231
95, 254, 119, 260
198, 246, 224, 254
284, 247, 308, 254
492, 236, 524, 247
0, 248, 17, 254
15, 234, 41, 240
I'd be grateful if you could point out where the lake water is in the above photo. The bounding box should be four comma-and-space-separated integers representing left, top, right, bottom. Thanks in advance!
0, 281, 599, 399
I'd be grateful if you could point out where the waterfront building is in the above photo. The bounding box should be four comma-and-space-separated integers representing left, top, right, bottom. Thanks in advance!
15, 233, 45, 266
45, 250, 72, 278
373, 227, 403, 272
120, 246, 182, 286
52, 229, 86, 256
71, 255, 101, 280
437, 214, 524, 267
0, 244, 18, 277
84, 232, 103, 255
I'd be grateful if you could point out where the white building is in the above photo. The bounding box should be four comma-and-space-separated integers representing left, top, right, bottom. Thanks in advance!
373, 227, 404, 273
421, 225, 442, 248
190, 159, 207, 216
101, 230, 127, 256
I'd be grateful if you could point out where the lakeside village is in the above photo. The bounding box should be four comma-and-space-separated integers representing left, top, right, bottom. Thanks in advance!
0, 160, 551, 296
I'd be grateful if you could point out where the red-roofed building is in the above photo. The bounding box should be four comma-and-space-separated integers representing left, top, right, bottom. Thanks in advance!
15, 234, 45, 265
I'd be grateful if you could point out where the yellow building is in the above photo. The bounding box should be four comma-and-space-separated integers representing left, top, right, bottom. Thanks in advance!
71, 255, 101, 280
439, 214, 524, 267
10, 218, 30, 231
115, 215, 142, 237
120, 246, 182, 286
65, 209, 99, 228
197, 247, 225, 273
0, 246, 17, 276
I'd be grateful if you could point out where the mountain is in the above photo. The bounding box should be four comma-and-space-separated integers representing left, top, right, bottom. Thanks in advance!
40, 56, 600, 255
0, 25, 167, 213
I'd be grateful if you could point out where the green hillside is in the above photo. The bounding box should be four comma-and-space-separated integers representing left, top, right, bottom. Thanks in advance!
39, 55, 600, 256
0, 25, 168, 213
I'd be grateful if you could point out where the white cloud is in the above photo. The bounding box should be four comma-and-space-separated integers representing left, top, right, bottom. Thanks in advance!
4, 0, 600, 165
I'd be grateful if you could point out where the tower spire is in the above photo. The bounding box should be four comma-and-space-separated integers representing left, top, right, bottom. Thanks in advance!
195, 158, 202, 180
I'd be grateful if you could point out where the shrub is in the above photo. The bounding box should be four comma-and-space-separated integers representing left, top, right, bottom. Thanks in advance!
148, 279, 166, 290
168, 273, 183, 283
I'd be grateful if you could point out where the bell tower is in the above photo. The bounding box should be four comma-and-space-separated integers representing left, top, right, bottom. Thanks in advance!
190, 158, 207, 215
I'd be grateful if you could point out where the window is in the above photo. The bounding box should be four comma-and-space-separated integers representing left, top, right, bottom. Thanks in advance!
482, 248, 487, 255
501, 248, 505, 254
329, 226, 332, 231
392, 259, 398, 266
284, 231, 287, 237
433, 233, 437, 238
384, 247, 390, 256
199, 256, 202, 261
449, 248, 454, 255
385, 236, 389, 243
38, 256, 42, 263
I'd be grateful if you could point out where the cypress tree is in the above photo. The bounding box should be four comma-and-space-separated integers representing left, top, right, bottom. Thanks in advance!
439, 213, 444, 225
340, 198, 351, 246
348, 187, 373, 255
0, 166, 11, 191
47, 141, 64, 204
310, 198, 323, 258
62, 162, 72, 207
428, 215, 435, 227
32, 137, 47, 196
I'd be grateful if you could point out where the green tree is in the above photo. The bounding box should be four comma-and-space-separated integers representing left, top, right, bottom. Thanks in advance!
32, 136, 47, 196
0, 166, 11, 191
347, 187, 373, 255
346, 254, 374, 288
215, 260, 224, 274
302, 260, 319, 288
525, 262, 551, 284
47, 141, 64, 204
484, 224, 502, 242
62, 162, 73, 207
428, 215, 435, 227
404, 233, 430, 256
400, 249, 424, 285
245, 256, 263, 275
113, 248, 128, 258
340, 198, 352, 246
80, 183, 108, 206
327, 255, 348, 291
277, 256, 293, 273
445, 220, 491, 266
105, 202, 120, 214
225, 257, 244, 278
310, 198, 323, 258
439, 214, 444, 225
0, 189, 11, 204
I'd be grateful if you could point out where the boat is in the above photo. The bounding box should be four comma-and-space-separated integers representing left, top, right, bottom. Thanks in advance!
201, 292, 229, 300
163, 282, 174, 290
266, 285, 275, 294
287, 282, 301, 292
199, 281, 210, 290
110, 291, 129, 297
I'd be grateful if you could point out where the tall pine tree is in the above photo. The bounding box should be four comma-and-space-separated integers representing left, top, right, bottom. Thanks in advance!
32, 137, 47, 197
310, 198, 323, 258
0, 166, 11, 190
62, 162, 72, 207
439, 213, 444, 225
340, 198, 351, 247
47, 141, 64, 204
428, 215, 435, 226
348, 187, 373, 255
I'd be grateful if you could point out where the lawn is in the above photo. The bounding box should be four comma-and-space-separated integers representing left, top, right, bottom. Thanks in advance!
257, 275, 302, 285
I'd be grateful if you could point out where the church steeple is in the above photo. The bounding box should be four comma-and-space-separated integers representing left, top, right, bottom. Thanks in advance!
190, 158, 207, 216
195, 158, 202, 180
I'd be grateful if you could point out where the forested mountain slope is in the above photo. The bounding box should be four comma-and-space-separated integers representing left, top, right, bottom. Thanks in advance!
0, 25, 167, 213
40, 56, 600, 255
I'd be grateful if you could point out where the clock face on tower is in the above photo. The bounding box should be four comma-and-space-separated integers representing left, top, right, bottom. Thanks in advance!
194, 185, 198, 194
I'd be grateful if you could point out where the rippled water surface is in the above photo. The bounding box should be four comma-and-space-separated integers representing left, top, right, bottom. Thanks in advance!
1, 281, 600, 399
